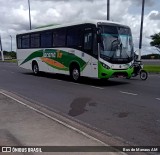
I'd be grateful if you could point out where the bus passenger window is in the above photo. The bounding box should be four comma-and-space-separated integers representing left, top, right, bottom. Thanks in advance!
67, 27, 82, 48
31, 33, 40, 48
93, 34, 98, 57
22, 35, 30, 49
84, 32, 93, 51
17, 36, 22, 49
53, 29, 66, 47
41, 31, 52, 48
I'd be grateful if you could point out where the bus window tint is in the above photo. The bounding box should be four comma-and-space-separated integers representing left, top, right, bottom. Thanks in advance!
41, 31, 52, 48
53, 29, 66, 47
67, 27, 82, 48
22, 35, 30, 49
17, 36, 22, 49
31, 33, 40, 48
84, 31, 93, 51
93, 33, 98, 57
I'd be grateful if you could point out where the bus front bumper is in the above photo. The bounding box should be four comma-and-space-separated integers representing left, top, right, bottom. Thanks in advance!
98, 63, 133, 79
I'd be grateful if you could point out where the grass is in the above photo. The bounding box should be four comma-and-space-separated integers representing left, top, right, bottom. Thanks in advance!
144, 65, 160, 73
0, 59, 17, 63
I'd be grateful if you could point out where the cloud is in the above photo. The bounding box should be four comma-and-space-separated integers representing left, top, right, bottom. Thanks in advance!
0, 0, 159, 55
149, 11, 160, 20
123, 0, 155, 7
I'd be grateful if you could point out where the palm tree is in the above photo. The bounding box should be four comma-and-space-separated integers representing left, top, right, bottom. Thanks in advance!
150, 32, 160, 53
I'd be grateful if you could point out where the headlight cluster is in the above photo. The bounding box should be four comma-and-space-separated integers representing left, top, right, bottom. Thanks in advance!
101, 62, 110, 69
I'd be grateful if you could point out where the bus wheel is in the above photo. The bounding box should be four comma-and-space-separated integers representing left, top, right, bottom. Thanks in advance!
70, 66, 80, 82
32, 62, 39, 75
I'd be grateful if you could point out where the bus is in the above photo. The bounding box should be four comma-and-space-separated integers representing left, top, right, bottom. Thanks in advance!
16, 20, 134, 81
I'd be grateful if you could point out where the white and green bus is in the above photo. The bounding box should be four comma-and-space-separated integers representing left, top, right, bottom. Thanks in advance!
16, 20, 134, 81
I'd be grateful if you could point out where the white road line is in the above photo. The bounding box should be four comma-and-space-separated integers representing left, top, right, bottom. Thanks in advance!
120, 91, 138, 96
54, 79, 81, 85
149, 75, 160, 78
91, 86, 104, 90
0, 90, 107, 146
55, 79, 104, 89
156, 98, 160, 101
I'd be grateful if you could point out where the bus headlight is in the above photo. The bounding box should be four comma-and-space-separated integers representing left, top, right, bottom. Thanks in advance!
101, 62, 110, 69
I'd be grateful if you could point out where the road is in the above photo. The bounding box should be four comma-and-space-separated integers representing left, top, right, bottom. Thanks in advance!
0, 62, 160, 146
142, 59, 160, 65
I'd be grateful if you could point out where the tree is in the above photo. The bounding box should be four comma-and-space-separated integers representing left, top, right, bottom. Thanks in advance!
150, 32, 160, 53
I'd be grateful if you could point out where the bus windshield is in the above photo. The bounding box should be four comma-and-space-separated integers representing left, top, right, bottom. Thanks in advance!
99, 25, 134, 64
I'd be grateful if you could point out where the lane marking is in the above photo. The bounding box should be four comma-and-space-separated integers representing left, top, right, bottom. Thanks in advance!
0, 90, 107, 146
91, 86, 104, 90
120, 91, 138, 96
156, 98, 160, 101
55, 79, 104, 89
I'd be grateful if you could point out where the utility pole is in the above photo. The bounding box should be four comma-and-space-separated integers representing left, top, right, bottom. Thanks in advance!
138, 0, 145, 60
9, 35, 12, 52
0, 35, 4, 61
28, 0, 32, 30
107, 0, 110, 20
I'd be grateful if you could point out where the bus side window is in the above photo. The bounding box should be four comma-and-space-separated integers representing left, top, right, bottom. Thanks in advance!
22, 35, 30, 49
93, 33, 98, 58
53, 29, 66, 47
84, 30, 93, 53
31, 33, 40, 48
67, 26, 83, 49
17, 35, 22, 49
40, 31, 52, 48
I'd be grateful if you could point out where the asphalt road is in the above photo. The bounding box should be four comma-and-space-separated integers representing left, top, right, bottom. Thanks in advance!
0, 62, 160, 146
142, 59, 160, 65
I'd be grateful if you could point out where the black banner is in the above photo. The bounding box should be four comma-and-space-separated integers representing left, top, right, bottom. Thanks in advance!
0, 146, 160, 153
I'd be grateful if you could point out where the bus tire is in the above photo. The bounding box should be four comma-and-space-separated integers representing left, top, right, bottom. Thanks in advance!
70, 64, 80, 82
32, 61, 39, 75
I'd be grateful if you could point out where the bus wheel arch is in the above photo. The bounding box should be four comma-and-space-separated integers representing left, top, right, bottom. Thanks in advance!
69, 62, 80, 81
32, 60, 39, 75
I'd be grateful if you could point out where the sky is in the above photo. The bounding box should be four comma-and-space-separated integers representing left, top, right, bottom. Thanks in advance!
0, 0, 160, 55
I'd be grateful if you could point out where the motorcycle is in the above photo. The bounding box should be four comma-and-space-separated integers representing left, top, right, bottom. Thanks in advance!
131, 60, 148, 80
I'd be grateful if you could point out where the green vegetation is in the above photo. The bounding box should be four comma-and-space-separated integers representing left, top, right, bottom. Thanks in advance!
150, 32, 160, 54
0, 59, 17, 63
0, 51, 17, 63
144, 65, 160, 73
2, 51, 16, 59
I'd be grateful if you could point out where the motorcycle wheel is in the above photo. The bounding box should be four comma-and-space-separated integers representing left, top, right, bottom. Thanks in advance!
140, 70, 148, 80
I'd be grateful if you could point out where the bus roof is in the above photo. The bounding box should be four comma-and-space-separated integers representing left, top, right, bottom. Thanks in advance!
17, 20, 130, 35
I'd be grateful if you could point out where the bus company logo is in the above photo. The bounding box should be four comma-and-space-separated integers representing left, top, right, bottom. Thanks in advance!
43, 50, 63, 59
2, 147, 11, 152
57, 50, 63, 58
43, 52, 56, 58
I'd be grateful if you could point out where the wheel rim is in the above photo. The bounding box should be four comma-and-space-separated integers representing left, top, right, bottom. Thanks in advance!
140, 72, 147, 80
72, 68, 79, 81
33, 65, 38, 74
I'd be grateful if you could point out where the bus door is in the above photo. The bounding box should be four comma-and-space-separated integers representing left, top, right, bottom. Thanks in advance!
82, 27, 98, 78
